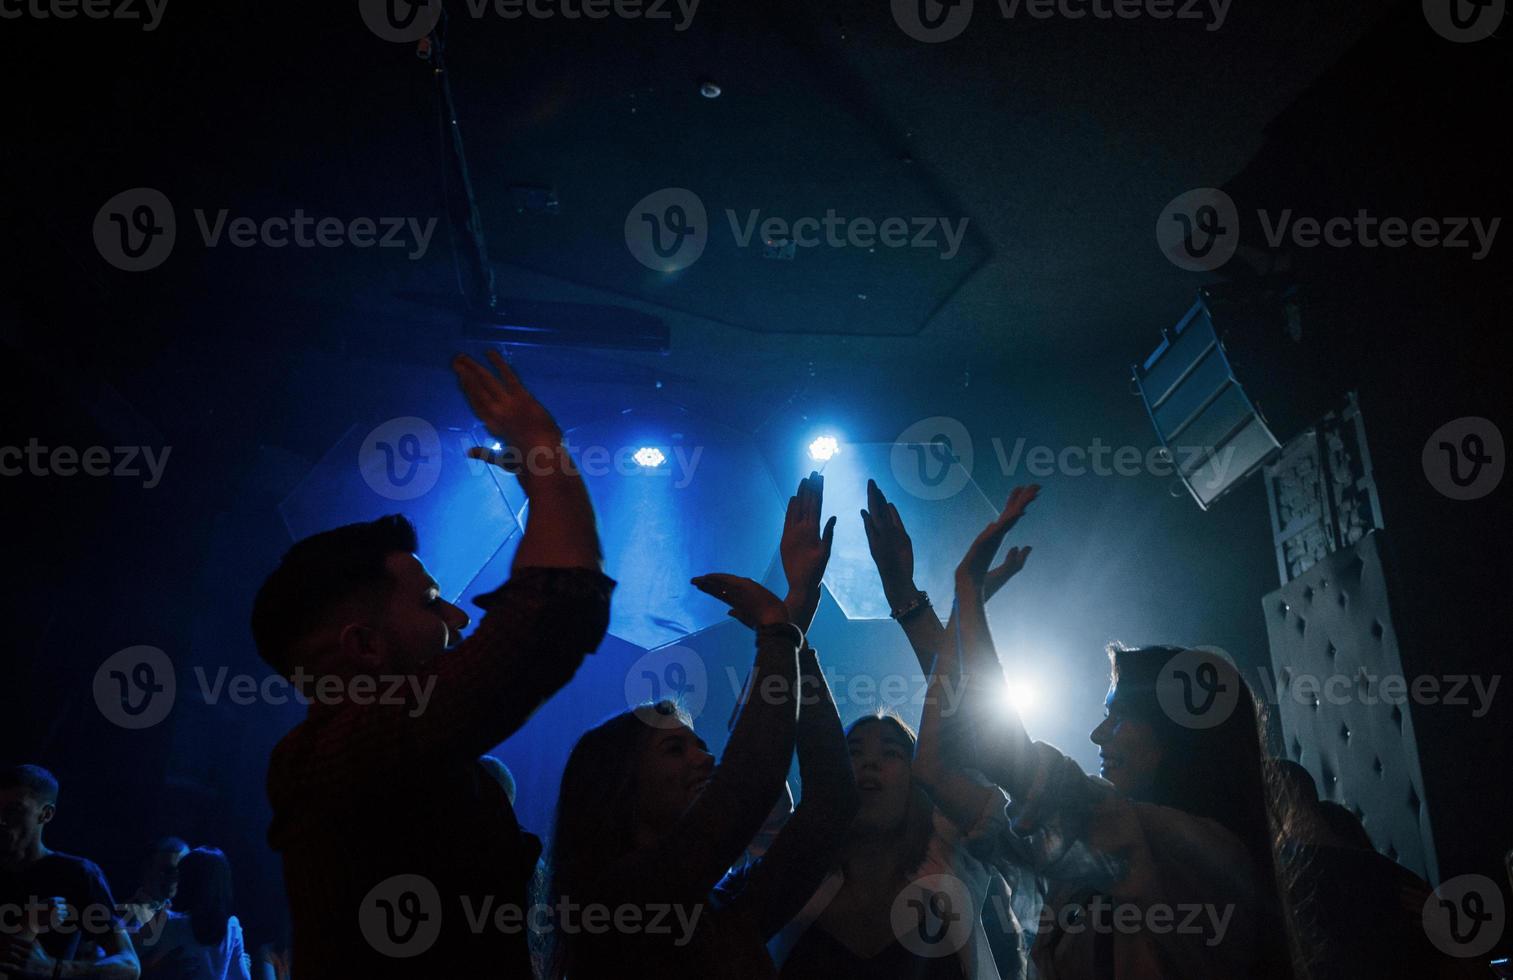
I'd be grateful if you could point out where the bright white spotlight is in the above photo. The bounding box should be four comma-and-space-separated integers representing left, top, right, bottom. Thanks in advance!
1001, 677, 1038, 719
808, 435, 841, 462
633, 446, 667, 468
489, 441, 503, 452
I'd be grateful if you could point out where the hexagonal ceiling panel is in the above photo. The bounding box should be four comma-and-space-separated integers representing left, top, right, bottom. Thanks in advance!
553, 408, 784, 651
816, 442, 999, 620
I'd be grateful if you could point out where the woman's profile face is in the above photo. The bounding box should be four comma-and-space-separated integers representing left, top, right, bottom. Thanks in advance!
1089, 686, 1165, 799
633, 723, 715, 832
847, 721, 913, 834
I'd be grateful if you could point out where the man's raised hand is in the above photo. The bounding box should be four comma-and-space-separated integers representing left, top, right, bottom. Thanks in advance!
452, 350, 563, 473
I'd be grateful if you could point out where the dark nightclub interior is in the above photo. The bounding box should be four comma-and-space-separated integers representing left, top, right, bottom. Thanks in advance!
3, 0, 1510, 977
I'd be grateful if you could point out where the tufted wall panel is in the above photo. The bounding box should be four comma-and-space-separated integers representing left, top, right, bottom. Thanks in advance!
1262, 530, 1439, 883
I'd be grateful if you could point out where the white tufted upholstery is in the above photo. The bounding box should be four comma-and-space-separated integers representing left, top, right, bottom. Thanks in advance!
1261, 530, 1439, 882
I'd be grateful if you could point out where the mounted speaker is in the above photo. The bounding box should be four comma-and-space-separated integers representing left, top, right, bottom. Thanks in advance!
1132, 294, 1283, 509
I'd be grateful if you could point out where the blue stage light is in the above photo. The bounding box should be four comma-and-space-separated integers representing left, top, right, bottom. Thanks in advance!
633, 446, 667, 468
808, 435, 841, 462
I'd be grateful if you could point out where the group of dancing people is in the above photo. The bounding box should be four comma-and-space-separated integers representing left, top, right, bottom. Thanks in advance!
2, 352, 1479, 979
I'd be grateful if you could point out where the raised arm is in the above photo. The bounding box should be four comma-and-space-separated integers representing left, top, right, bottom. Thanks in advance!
780, 472, 837, 633
950, 485, 1040, 800
452, 350, 600, 572
862, 479, 1026, 673
271, 355, 613, 793
862, 479, 947, 672
725, 643, 859, 939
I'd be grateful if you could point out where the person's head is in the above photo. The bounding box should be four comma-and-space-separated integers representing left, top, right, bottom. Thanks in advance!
845, 714, 917, 837
1314, 801, 1375, 852
548, 704, 707, 884
546, 702, 705, 978
478, 756, 518, 807
175, 847, 234, 947
0, 766, 58, 866
1089, 646, 1272, 856
140, 836, 190, 903
1091, 647, 1300, 978
250, 515, 470, 682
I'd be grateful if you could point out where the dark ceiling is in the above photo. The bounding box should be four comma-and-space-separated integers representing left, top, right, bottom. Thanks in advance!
13, 0, 1390, 395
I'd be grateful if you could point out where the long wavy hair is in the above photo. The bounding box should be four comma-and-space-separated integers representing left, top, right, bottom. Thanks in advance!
1106, 645, 1304, 980
542, 700, 691, 980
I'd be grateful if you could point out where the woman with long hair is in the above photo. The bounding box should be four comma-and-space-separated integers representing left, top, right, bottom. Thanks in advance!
544, 475, 860, 978
137, 846, 251, 980
914, 484, 1299, 980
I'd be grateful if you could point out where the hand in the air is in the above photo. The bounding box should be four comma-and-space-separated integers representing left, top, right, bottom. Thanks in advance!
452, 350, 564, 471
781, 471, 837, 597
861, 479, 917, 602
957, 484, 1040, 592
692, 574, 791, 630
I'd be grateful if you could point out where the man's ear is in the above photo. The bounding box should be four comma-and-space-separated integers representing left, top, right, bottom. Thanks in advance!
38, 802, 55, 825
337, 621, 384, 670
